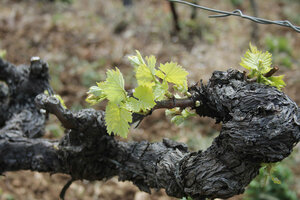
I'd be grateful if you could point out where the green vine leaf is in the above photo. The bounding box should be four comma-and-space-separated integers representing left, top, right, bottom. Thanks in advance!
86, 84, 107, 105
156, 62, 189, 88
105, 102, 132, 138
135, 54, 158, 87
145, 55, 157, 75
88, 85, 103, 97
125, 85, 156, 112
124, 97, 140, 112
102, 68, 127, 104
173, 79, 188, 93
128, 50, 146, 68
136, 63, 156, 86
153, 81, 168, 101
133, 85, 156, 111
261, 75, 286, 90
240, 43, 272, 75
167, 108, 196, 126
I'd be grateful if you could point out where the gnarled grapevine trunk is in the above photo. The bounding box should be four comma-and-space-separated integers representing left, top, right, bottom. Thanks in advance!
0, 58, 299, 199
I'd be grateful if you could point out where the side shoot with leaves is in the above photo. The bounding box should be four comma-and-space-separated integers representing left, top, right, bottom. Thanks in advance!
86, 51, 190, 138
241, 43, 285, 90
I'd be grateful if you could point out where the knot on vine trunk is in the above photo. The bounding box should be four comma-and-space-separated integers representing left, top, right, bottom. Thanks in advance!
0, 58, 52, 138
192, 69, 300, 163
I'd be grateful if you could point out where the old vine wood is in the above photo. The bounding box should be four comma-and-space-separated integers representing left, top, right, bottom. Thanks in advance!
0, 56, 299, 200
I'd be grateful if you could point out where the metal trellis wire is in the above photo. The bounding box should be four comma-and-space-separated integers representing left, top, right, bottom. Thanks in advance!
168, 0, 300, 33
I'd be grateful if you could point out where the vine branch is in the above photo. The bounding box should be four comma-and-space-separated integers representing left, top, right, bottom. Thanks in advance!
154, 98, 195, 110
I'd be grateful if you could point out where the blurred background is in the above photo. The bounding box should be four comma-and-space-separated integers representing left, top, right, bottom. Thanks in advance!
0, 0, 299, 199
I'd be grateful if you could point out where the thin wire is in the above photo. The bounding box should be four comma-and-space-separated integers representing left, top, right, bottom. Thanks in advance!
168, 0, 300, 33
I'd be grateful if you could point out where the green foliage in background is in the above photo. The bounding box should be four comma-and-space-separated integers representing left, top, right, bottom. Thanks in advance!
181, 162, 299, 200
244, 163, 297, 200
46, 123, 64, 138
265, 37, 291, 55
230, 0, 244, 6
265, 36, 293, 68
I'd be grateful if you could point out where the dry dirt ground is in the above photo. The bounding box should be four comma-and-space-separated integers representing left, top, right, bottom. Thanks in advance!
0, 0, 299, 199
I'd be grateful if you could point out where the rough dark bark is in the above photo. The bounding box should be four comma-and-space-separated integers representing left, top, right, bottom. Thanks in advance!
0, 58, 299, 199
